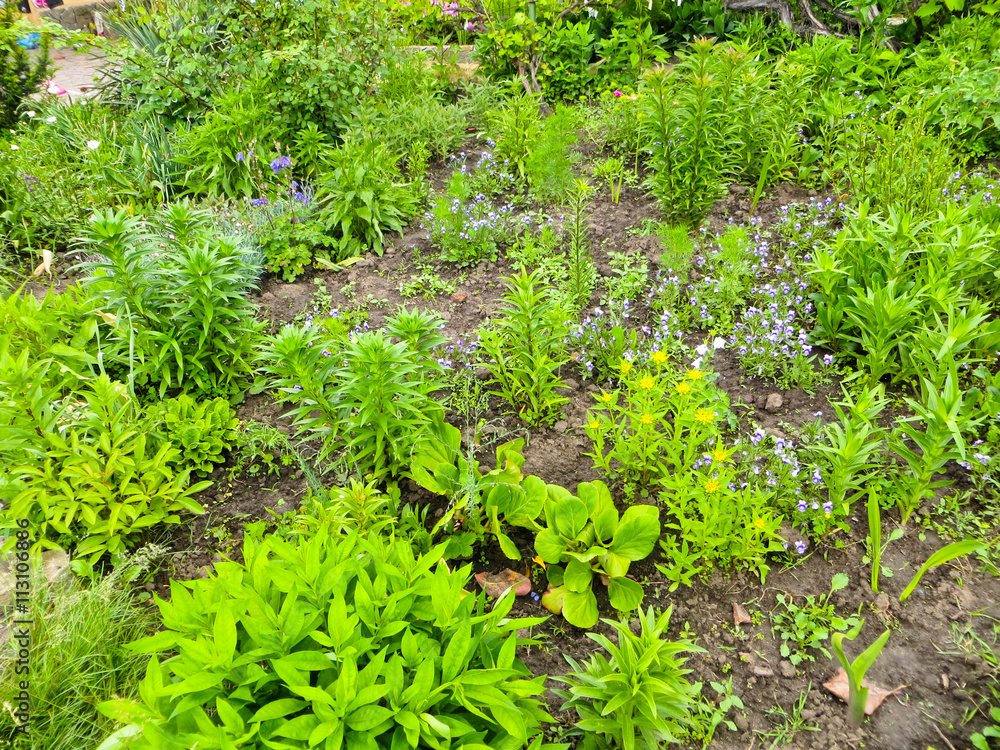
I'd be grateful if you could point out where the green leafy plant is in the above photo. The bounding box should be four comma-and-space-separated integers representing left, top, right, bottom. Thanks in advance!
97, 526, 553, 750
640, 39, 726, 228
891, 370, 983, 523
830, 623, 892, 726
150, 395, 239, 476
1, 7, 55, 130
864, 489, 902, 594
258, 307, 446, 479
480, 270, 570, 426
553, 607, 705, 749
408, 414, 547, 559
536, 480, 659, 628
484, 92, 543, 182
3, 374, 208, 574
76, 205, 263, 398
315, 138, 420, 258
563, 181, 597, 310
898, 539, 988, 603
525, 107, 579, 203
772, 574, 861, 666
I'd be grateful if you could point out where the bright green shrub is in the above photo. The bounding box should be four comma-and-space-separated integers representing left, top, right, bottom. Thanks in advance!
152, 394, 239, 476
537, 481, 659, 629
258, 307, 447, 479
554, 607, 705, 750
315, 139, 420, 258
2, 374, 207, 574
97, 527, 553, 750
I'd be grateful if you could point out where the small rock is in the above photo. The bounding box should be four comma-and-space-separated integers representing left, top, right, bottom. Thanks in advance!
753, 665, 775, 678
562, 378, 580, 390
143, 581, 156, 592
779, 660, 796, 679
553, 420, 568, 433
734, 713, 749, 732
452, 293, 467, 303
629, 619, 641, 635
763, 427, 788, 439
874, 592, 890, 611
764, 393, 784, 411
940, 673, 950, 690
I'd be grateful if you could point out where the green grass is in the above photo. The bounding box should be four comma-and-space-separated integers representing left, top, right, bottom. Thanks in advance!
0, 547, 162, 750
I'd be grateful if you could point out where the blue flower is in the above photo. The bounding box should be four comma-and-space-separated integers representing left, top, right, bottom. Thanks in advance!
270, 155, 291, 174
235, 151, 245, 162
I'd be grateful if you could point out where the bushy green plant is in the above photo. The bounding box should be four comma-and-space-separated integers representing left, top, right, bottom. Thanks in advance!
315, 138, 420, 258
1, 8, 55, 130
537, 480, 659, 628
525, 107, 579, 203
480, 270, 570, 426
76, 205, 264, 398
2, 374, 207, 574
563, 181, 597, 310
554, 607, 705, 750
485, 92, 543, 182
640, 39, 726, 228
97, 526, 553, 750
258, 307, 446, 479
408, 414, 547, 559
151, 394, 239, 476
772, 574, 861, 666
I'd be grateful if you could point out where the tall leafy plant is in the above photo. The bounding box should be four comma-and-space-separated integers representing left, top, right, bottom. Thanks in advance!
97, 527, 554, 750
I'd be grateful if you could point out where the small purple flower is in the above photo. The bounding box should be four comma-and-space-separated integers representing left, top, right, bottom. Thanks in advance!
250, 196, 269, 207
270, 155, 291, 175
795, 540, 808, 555
236, 151, 245, 163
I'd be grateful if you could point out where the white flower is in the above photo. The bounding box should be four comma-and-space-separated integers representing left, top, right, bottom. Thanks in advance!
712, 337, 727, 350
25, 111, 36, 118
692, 357, 704, 369
45, 116, 57, 123
86, 140, 100, 150
695, 343, 709, 356
9, 144, 18, 150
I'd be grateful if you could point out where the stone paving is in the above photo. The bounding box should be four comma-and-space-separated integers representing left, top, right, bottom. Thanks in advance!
38, 46, 106, 99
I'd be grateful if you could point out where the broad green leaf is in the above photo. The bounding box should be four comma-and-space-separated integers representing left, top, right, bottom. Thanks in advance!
554, 497, 589, 539
563, 589, 599, 629
607, 577, 644, 612
563, 558, 593, 594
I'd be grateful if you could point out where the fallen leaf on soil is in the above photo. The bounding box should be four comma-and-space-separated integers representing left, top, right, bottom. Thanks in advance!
531, 555, 547, 570
474, 569, 532, 598
32, 249, 53, 277
823, 668, 905, 715
733, 602, 752, 626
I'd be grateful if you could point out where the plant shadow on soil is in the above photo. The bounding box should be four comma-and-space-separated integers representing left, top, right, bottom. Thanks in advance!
148, 171, 1000, 750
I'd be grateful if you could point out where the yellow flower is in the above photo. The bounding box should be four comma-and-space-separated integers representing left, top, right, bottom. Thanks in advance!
600, 393, 614, 404
753, 518, 766, 530
621, 360, 633, 375
589, 420, 601, 430
640, 414, 654, 425
651, 350, 667, 365
687, 369, 704, 380
694, 409, 715, 425
639, 377, 655, 390
710, 445, 732, 463
675, 381, 692, 395
704, 479, 720, 493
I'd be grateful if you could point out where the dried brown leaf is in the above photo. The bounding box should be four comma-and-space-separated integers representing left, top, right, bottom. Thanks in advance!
733, 602, 752, 626
474, 569, 532, 598
823, 667, 904, 715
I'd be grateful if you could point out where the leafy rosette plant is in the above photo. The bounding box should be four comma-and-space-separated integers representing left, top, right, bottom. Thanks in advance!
408, 415, 547, 559
97, 526, 553, 750
536, 481, 659, 628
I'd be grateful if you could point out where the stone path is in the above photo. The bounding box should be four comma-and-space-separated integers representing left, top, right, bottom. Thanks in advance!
39, 46, 106, 98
